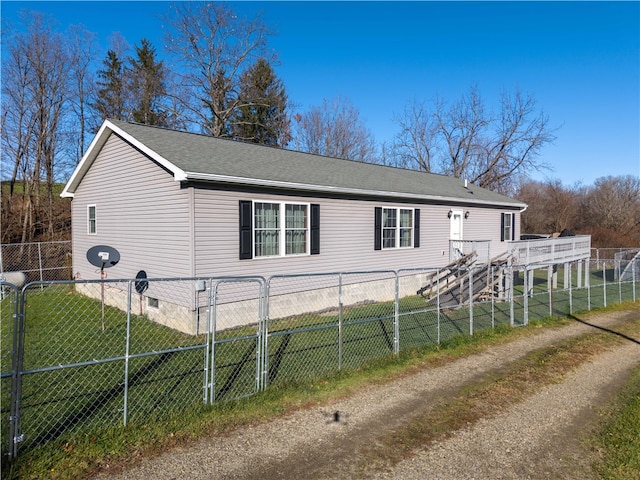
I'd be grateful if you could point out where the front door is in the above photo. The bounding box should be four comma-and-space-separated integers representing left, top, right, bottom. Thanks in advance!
450, 210, 463, 241
450, 210, 464, 261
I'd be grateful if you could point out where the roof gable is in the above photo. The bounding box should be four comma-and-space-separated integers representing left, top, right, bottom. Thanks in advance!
62, 119, 526, 209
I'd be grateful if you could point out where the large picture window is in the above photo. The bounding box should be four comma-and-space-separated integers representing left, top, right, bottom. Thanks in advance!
375, 207, 420, 250
240, 200, 320, 259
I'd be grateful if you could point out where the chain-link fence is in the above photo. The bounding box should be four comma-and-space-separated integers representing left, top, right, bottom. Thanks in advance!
1, 259, 638, 461
0, 241, 72, 283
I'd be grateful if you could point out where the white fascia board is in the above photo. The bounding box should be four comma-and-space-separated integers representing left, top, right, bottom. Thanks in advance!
183, 172, 526, 209
60, 120, 187, 198
61, 121, 112, 198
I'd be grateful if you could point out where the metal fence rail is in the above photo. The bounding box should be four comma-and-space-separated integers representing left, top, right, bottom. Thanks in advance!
1, 259, 638, 461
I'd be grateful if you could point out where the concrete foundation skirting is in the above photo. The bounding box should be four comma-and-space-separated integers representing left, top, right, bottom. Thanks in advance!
74, 273, 434, 335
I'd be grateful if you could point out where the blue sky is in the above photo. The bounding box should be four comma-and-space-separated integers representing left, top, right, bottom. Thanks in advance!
2, 1, 638, 187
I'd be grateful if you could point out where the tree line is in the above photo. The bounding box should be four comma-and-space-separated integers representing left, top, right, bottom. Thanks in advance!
1, 3, 636, 248
516, 175, 640, 248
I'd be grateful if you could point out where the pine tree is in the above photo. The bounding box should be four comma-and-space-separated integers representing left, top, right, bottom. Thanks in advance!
232, 58, 291, 146
129, 39, 169, 126
93, 50, 126, 122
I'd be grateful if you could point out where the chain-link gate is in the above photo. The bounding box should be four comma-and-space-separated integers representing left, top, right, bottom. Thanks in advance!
207, 278, 266, 403
1, 282, 20, 459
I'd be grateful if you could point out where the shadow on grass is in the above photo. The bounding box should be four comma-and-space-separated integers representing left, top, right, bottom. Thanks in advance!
216, 341, 257, 401
568, 315, 640, 345
31, 352, 175, 445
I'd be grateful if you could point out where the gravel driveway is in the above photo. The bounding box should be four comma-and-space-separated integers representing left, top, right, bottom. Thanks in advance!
95, 310, 640, 480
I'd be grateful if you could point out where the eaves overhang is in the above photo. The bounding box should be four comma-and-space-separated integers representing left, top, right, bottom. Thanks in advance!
182, 171, 527, 209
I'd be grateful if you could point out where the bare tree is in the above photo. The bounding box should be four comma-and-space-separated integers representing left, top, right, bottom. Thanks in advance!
516, 179, 580, 234
162, 2, 273, 136
387, 86, 556, 193
1, 11, 71, 242
293, 95, 378, 162
384, 100, 436, 170
580, 175, 640, 246
66, 24, 98, 167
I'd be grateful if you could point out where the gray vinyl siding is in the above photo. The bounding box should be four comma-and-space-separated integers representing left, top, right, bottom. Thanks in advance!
193, 188, 519, 278
71, 133, 192, 281
461, 207, 521, 259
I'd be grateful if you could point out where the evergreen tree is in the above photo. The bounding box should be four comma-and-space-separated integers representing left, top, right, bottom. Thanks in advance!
232, 58, 291, 146
93, 50, 126, 122
129, 38, 169, 126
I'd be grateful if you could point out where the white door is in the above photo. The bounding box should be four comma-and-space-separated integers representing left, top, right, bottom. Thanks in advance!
450, 210, 463, 241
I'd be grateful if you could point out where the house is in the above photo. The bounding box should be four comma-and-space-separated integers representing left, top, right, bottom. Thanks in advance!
61, 119, 527, 332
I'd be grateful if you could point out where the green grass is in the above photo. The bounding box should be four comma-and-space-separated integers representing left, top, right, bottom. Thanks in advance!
593, 365, 640, 480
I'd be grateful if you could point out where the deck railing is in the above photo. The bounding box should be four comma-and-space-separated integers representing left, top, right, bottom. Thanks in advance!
450, 240, 491, 263
508, 235, 591, 265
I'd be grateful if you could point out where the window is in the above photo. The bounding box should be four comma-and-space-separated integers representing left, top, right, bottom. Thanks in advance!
501, 212, 515, 241
239, 201, 320, 259
375, 207, 420, 250
87, 205, 97, 234
147, 297, 159, 308
255, 202, 280, 257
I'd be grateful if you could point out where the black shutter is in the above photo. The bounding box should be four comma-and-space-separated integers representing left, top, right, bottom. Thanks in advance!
374, 207, 382, 250
310, 204, 320, 255
239, 200, 252, 259
414, 209, 420, 248
500, 213, 506, 242
511, 213, 516, 241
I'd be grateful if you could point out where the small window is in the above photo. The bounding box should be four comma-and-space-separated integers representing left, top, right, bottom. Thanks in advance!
87, 205, 97, 235
501, 213, 515, 242
147, 297, 159, 308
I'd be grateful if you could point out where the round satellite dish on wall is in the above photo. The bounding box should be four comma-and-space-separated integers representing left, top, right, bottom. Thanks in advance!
86, 245, 120, 269
135, 270, 149, 294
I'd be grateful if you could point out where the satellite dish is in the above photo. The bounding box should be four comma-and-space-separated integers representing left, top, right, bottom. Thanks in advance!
135, 270, 149, 294
86, 245, 120, 269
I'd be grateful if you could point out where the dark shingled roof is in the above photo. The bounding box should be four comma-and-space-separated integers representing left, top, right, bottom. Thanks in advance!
65, 119, 526, 209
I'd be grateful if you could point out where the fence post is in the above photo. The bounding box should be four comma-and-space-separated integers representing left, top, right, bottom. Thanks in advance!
548, 265, 553, 318
587, 260, 591, 311
203, 280, 212, 402
393, 271, 400, 355
209, 282, 219, 402
523, 267, 529, 326
509, 265, 515, 327
603, 263, 607, 308
436, 271, 441, 345
619, 261, 623, 304
633, 260, 637, 303
468, 267, 474, 336
37, 242, 43, 283
338, 273, 343, 370
490, 266, 495, 330
569, 262, 573, 315
9, 285, 26, 459
123, 281, 132, 426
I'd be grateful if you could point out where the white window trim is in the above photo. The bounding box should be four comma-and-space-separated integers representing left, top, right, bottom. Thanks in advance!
87, 204, 97, 235
502, 212, 513, 242
253, 200, 311, 258
382, 207, 414, 249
